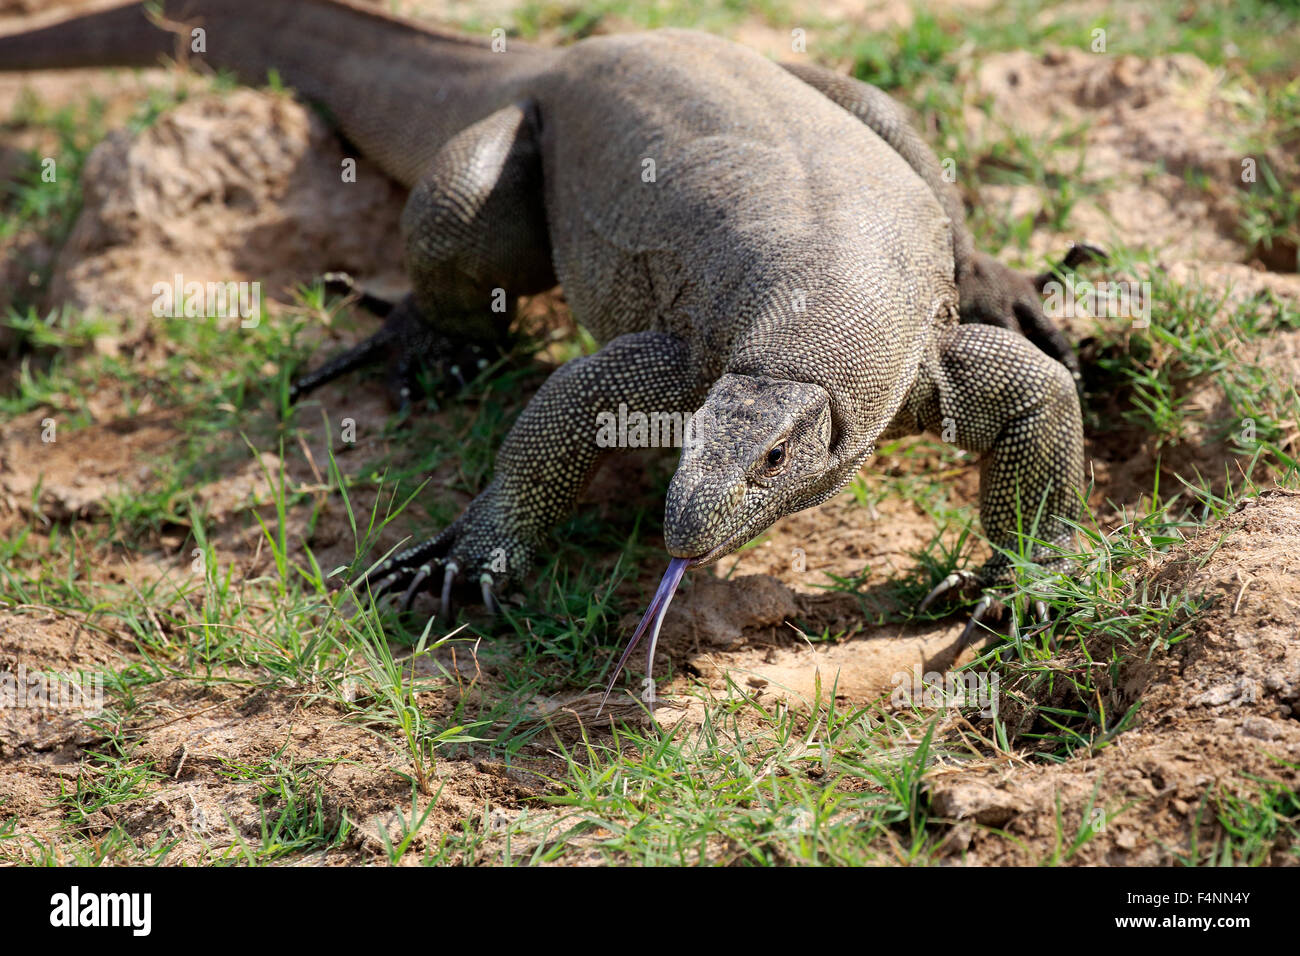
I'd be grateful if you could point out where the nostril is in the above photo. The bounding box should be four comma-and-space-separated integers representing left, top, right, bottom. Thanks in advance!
663, 496, 706, 557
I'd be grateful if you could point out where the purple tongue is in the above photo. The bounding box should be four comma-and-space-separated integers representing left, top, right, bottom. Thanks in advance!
597, 556, 691, 715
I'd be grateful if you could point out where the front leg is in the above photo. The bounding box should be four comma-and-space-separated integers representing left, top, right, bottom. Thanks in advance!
361, 331, 701, 615
888, 324, 1084, 638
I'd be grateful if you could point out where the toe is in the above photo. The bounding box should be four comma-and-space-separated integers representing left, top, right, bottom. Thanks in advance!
919, 569, 981, 614
958, 595, 1005, 648
479, 572, 499, 616
440, 562, 459, 623
400, 564, 435, 611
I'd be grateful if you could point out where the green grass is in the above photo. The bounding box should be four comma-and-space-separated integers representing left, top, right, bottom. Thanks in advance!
0, 364, 1285, 863
458, 0, 795, 40
1204, 764, 1300, 866
1239, 152, 1300, 269
0, 74, 217, 317
0, 93, 105, 272
1086, 247, 1300, 469
57, 729, 163, 831
430, 686, 952, 865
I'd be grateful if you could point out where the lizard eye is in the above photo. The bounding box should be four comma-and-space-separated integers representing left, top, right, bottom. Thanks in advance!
764, 442, 788, 473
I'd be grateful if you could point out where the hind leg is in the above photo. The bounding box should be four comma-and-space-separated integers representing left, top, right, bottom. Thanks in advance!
289, 101, 555, 407
957, 245, 1107, 390
288, 293, 496, 407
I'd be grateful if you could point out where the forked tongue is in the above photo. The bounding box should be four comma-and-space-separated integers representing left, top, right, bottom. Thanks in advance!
597, 557, 690, 715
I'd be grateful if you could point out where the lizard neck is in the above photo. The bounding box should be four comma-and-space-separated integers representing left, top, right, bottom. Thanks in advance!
724, 271, 943, 470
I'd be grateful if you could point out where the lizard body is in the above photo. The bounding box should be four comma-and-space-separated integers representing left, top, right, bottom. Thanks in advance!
0, 1, 1084, 638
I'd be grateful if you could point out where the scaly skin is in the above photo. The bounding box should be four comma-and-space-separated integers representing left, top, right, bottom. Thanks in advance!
781, 61, 1083, 385
0, 2, 1085, 627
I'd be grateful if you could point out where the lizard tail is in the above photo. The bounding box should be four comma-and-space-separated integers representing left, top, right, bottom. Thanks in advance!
0, 2, 172, 71
0, 0, 556, 188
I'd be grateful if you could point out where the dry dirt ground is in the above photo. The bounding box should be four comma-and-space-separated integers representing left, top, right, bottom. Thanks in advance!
0, 0, 1297, 865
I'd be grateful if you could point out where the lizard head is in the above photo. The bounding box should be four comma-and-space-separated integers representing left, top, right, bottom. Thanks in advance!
664, 373, 837, 566
597, 373, 841, 714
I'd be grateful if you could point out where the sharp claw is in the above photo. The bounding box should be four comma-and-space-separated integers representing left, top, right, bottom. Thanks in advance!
959, 596, 995, 648
362, 570, 402, 599
289, 322, 399, 404
919, 573, 959, 614
1063, 241, 1108, 268
321, 272, 398, 320
440, 562, 459, 623
480, 572, 498, 616
919, 570, 978, 614
400, 564, 434, 611
358, 564, 408, 601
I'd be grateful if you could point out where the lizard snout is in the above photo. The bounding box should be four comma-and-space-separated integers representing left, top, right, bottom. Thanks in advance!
664, 472, 749, 562
663, 373, 834, 564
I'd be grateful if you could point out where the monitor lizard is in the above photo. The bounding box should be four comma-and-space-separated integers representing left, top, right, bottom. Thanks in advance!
0, 1, 1086, 659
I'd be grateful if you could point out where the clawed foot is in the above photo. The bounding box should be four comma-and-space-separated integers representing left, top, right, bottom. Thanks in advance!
358, 535, 500, 623
919, 569, 1049, 648
288, 282, 501, 409
351, 481, 535, 624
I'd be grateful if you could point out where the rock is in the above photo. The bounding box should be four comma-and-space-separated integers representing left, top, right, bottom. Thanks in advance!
929, 780, 1024, 827
1240, 716, 1283, 741
50, 89, 408, 320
